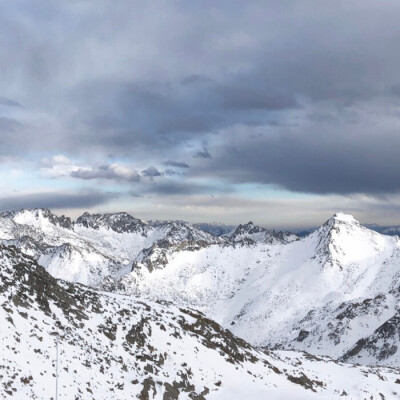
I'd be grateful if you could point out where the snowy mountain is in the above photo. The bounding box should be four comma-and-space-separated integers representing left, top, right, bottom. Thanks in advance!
0, 208, 220, 286
1, 244, 399, 399
2, 208, 400, 370
110, 213, 400, 367
0, 208, 296, 286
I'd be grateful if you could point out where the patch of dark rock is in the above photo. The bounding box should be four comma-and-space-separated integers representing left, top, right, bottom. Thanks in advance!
296, 330, 310, 342
286, 373, 323, 392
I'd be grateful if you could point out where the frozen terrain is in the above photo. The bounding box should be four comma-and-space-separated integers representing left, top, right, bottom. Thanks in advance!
113, 213, 400, 367
1, 208, 400, 370
1, 244, 399, 399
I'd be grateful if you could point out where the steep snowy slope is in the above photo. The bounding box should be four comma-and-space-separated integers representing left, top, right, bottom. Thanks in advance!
1, 244, 399, 399
113, 213, 400, 366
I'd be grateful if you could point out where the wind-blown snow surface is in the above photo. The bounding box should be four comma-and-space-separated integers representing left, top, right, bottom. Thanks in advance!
115, 213, 400, 366
1, 245, 399, 399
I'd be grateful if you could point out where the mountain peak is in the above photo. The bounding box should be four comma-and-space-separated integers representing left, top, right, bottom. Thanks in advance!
75, 211, 145, 233
4, 208, 72, 229
229, 221, 297, 244
231, 221, 265, 237
312, 212, 377, 268
331, 212, 359, 224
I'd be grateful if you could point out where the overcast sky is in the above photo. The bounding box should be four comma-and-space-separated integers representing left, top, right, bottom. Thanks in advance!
2, 0, 400, 229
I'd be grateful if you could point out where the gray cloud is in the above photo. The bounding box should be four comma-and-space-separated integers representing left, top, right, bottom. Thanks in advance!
196, 116, 400, 195
1, 0, 400, 216
0, 96, 22, 107
141, 167, 163, 177
163, 160, 190, 168
217, 85, 298, 111
193, 148, 212, 159
0, 117, 22, 132
71, 165, 140, 182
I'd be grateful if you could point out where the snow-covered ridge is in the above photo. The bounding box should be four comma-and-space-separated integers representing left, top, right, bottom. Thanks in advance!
0, 208, 293, 285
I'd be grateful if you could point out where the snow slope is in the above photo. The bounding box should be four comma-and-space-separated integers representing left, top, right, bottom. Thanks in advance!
1, 244, 399, 399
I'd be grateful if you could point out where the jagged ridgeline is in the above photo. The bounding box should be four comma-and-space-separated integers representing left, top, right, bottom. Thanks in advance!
1, 244, 400, 399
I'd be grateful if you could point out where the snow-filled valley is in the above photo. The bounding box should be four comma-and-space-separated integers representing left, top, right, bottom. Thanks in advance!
1, 208, 400, 398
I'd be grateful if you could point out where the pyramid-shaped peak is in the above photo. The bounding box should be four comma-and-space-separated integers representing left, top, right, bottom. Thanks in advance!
316, 213, 361, 242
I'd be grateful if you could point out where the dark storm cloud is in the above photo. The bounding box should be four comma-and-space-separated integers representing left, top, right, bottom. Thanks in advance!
163, 161, 190, 169
199, 121, 400, 195
2, 1, 400, 197
0, 190, 115, 211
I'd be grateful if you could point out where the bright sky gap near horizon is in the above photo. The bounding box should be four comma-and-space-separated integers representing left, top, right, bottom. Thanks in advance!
2, 1, 400, 229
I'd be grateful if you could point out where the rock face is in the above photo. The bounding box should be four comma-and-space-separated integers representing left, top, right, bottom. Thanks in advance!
1, 244, 399, 399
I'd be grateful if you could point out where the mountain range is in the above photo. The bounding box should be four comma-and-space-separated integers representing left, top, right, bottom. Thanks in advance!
1, 208, 400, 398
